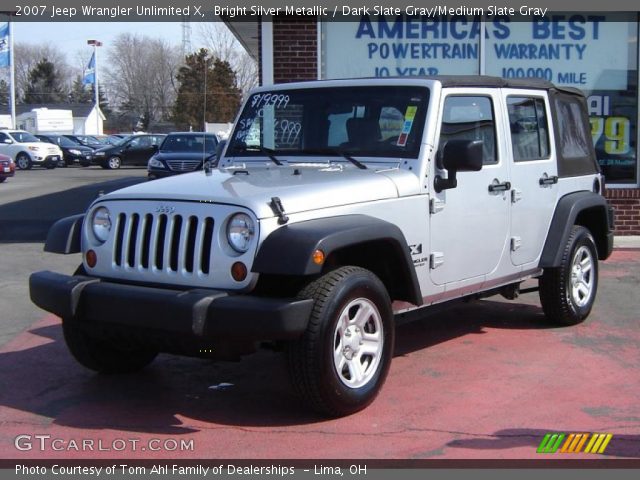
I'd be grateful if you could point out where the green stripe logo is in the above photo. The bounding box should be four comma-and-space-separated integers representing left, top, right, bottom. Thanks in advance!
537, 433, 566, 453
537, 433, 613, 454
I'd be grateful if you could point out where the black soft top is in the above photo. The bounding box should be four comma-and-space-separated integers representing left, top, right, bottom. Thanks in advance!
432, 75, 584, 96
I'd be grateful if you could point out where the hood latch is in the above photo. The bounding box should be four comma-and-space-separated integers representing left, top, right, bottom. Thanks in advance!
269, 197, 289, 225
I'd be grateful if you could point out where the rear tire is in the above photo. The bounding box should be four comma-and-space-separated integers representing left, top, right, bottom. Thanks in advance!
287, 266, 394, 417
539, 226, 599, 326
62, 319, 158, 374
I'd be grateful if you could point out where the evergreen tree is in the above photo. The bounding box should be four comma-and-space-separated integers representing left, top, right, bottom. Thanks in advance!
173, 48, 241, 130
68, 76, 93, 104
0, 80, 9, 106
89, 84, 112, 117
22, 58, 67, 104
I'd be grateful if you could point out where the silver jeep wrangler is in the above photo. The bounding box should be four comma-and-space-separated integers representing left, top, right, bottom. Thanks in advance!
30, 76, 614, 416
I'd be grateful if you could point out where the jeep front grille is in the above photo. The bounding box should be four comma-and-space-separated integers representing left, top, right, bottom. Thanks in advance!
166, 159, 201, 172
113, 212, 215, 275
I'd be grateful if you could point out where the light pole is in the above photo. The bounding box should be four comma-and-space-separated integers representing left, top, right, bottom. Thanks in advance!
87, 39, 102, 134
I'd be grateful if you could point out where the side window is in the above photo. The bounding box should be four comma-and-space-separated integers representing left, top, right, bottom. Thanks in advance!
555, 97, 591, 158
439, 96, 497, 165
507, 97, 550, 161
0, 132, 8, 143
137, 136, 152, 148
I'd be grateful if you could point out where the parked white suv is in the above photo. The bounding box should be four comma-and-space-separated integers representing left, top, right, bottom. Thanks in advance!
0, 129, 63, 169
30, 77, 614, 416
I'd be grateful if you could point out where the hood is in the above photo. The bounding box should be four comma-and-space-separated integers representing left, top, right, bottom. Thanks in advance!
101, 164, 420, 219
28, 142, 58, 150
66, 145, 93, 153
154, 151, 212, 161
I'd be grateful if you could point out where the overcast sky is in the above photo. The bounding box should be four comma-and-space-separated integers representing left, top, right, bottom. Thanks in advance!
13, 21, 194, 59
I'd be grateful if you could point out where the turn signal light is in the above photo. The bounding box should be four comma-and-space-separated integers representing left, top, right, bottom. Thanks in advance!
312, 249, 325, 265
86, 250, 97, 268
231, 262, 247, 282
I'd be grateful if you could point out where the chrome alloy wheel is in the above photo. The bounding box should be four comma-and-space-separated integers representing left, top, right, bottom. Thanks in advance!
332, 297, 384, 389
570, 245, 594, 308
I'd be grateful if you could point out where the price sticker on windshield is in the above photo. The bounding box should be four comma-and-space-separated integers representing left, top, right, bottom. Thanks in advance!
397, 106, 418, 146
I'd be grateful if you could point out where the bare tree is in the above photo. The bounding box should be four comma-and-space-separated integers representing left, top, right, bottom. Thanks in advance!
197, 23, 258, 97
104, 33, 181, 128
14, 43, 73, 101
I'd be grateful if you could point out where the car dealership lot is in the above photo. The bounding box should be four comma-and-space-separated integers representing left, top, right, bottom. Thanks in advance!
0, 167, 639, 460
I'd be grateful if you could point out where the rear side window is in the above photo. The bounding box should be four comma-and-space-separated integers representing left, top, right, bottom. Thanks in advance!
507, 97, 550, 161
551, 91, 600, 177
556, 98, 591, 158
438, 96, 497, 165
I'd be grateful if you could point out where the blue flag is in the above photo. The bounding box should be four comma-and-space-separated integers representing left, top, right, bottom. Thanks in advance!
0, 23, 9, 68
83, 52, 95, 85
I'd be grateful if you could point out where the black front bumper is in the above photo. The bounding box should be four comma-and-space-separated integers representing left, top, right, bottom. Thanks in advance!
30, 271, 313, 345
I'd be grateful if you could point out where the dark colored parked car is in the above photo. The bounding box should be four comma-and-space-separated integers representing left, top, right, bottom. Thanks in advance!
64, 134, 104, 150
147, 132, 218, 179
91, 134, 166, 169
36, 135, 94, 167
0, 153, 15, 183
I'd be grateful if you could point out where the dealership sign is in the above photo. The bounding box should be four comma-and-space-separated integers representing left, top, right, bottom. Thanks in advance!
323, 14, 632, 90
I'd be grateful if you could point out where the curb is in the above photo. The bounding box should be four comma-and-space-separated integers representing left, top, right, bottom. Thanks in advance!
614, 236, 640, 250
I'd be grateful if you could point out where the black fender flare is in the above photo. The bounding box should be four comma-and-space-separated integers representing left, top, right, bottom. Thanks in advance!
44, 214, 84, 254
540, 191, 613, 268
252, 215, 423, 306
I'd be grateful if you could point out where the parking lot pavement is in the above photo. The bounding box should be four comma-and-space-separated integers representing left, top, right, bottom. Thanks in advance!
0, 167, 147, 347
0, 249, 638, 460
0, 167, 638, 460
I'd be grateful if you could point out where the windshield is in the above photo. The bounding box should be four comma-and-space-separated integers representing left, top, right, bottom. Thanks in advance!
114, 135, 131, 146
228, 86, 429, 160
55, 136, 81, 147
160, 134, 217, 153
10, 131, 40, 143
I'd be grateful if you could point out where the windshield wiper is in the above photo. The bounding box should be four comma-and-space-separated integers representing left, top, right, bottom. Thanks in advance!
300, 148, 367, 170
231, 144, 283, 166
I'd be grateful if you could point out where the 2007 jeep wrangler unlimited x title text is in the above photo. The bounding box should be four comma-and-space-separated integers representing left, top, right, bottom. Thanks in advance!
30, 76, 614, 417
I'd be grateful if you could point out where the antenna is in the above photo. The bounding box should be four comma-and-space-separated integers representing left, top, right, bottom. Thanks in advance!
181, 17, 192, 58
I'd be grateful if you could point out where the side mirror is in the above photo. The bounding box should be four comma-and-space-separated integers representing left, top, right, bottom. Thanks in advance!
2, 139, 13, 144
151, 144, 159, 152
434, 140, 483, 193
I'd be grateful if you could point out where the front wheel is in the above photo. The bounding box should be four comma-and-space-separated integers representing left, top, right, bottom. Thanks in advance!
287, 266, 394, 417
106, 156, 121, 169
16, 154, 32, 170
62, 319, 158, 374
539, 226, 599, 325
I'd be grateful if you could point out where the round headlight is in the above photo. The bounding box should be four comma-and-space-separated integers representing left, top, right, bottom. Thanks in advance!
91, 206, 111, 243
226, 213, 255, 253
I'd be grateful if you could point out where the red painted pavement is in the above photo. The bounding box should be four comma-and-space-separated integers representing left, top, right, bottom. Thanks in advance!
1, 251, 639, 460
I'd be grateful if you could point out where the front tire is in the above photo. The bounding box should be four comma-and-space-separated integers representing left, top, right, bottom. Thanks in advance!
62, 319, 158, 374
287, 266, 394, 417
106, 156, 121, 169
539, 226, 599, 325
16, 154, 32, 170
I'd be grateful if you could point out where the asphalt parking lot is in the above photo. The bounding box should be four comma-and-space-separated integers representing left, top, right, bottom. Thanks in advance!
0, 167, 639, 460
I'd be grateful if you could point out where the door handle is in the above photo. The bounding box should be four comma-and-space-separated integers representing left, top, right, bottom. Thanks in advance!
539, 175, 558, 186
488, 181, 511, 192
